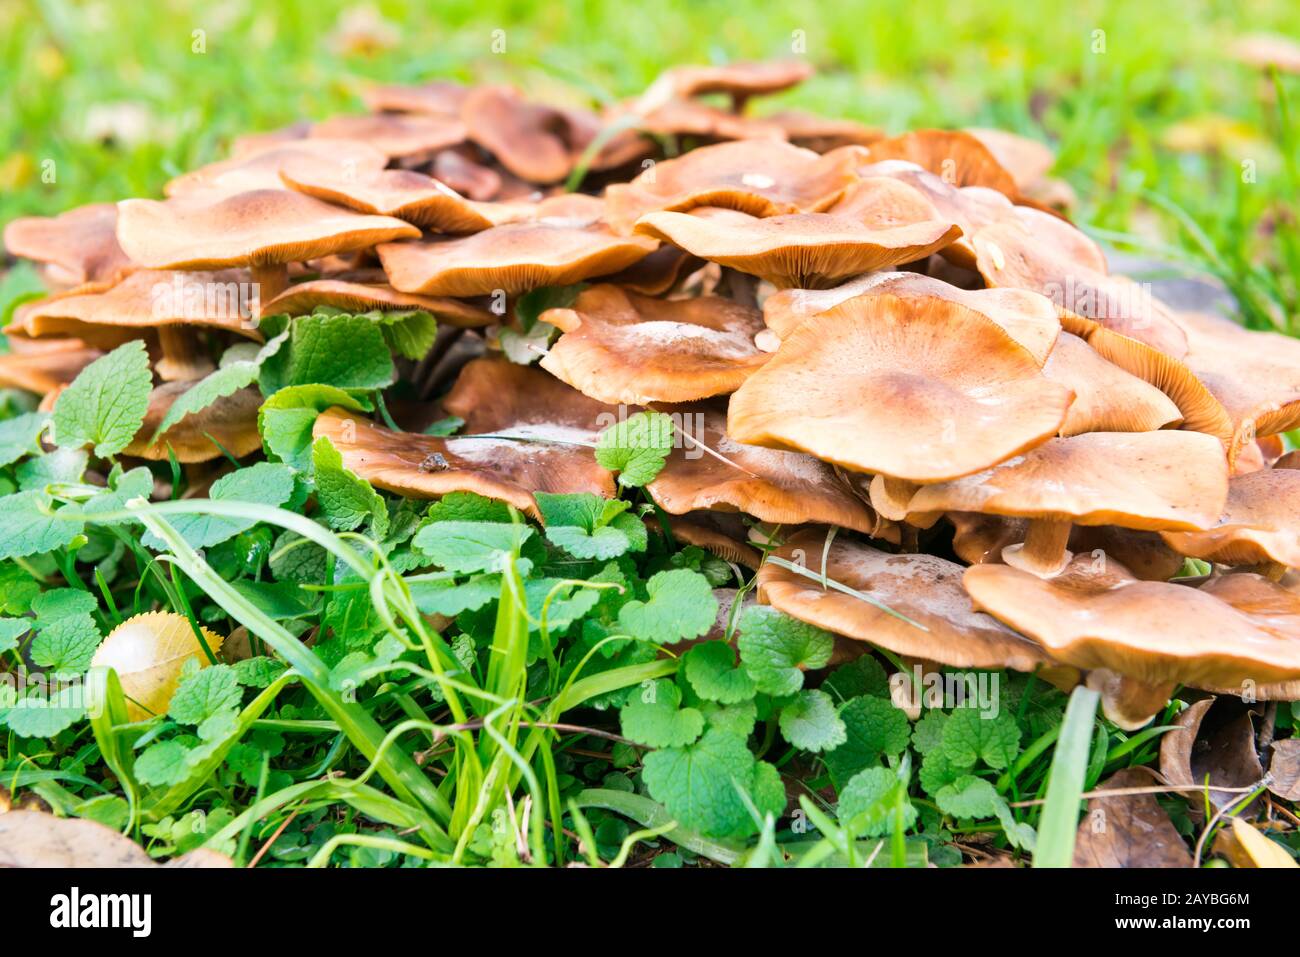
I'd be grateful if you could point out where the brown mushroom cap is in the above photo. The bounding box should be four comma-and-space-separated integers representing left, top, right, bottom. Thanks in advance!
537, 284, 769, 404
597, 245, 705, 296
279, 165, 533, 233
643, 61, 814, 104
645, 402, 881, 533
460, 86, 614, 184
164, 140, 390, 199
632, 179, 961, 289
376, 221, 656, 297
310, 113, 467, 159
762, 111, 885, 152
12, 270, 263, 347
964, 556, 1300, 691
762, 270, 1061, 363
604, 140, 863, 232
0, 336, 103, 395
1162, 468, 1300, 569
361, 81, 470, 117
3, 203, 135, 290
728, 293, 1074, 482
615, 98, 789, 143
431, 149, 506, 201
116, 190, 420, 271
757, 529, 1056, 671
229, 122, 312, 159
1042, 331, 1183, 435
260, 279, 493, 327
961, 128, 1055, 192
652, 515, 762, 568
893, 431, 1229, 532
865, 129, 1020, 199
125, 383, 263, 462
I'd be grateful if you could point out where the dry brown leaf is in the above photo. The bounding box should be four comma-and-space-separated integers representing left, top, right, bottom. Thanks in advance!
1267, 738, 1300, 802
1072, 768, 1194, 867
1159, 697, 1264, 813
1214, 817, 1299, 868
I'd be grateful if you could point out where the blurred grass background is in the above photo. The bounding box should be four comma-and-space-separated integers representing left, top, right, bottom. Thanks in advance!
1, 0, 1296, 325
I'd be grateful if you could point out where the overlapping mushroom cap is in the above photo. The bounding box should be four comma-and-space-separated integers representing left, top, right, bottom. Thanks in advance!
537, 284, 769, 404
3, 203, 136, 290
865, 129, 1021, 198
1162, 467, 1300, 571
261, 279, 494, 327
0, 335, 103, 396
126, 382, 263, 462
644, 402, 881, 533
758, 529, 1056, 671
1042, 331, 1183, 435
728, 293, 1074, 482
310, 113, 468, 159
164, 140, 390, 199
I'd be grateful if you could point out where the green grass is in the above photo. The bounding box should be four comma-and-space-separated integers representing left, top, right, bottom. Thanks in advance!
2, 0, 1297, 327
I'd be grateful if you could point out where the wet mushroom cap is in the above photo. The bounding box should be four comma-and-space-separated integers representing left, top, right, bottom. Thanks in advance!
442, 355, 620, 441
376, 222, 657, 297
260, 279, 494, 327
964, 556, 1300, 688
892, 430, 1229, 532
1162, 467, 1300, 568
537, 283, 770, 404
727, 293, 1074, 482
757, 529, 1056, 671
962, 128, 1055, 192
3, 203, 136, 290
645, 402, 882, 533
115, 189, 420, 270
865, 129, 1020, 198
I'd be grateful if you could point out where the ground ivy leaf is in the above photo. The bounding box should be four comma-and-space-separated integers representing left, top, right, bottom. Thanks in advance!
0, 564, 40, 614
371, 309, 437, 360
259, 311, 394, 394
935, 774, 1002, 818
52, 340, 152, 457
682, 641, 757, 704
0, 490, 85, 559
779, 689, 847, 752
616, 569, 717, 645
135, 739, 193, 787
911, 708, 950, 755
79, 466, 154, 525
751, 760, 788, 821
141, 461, 295, 550
151, 331, 287, 442
232, 656, 287, 689
167, 664, 242, 726
918, 748, 964, 797
619, 678, 704, 748
312, 436, 389, 538
0, 411, 49, 468
258, 385, 370, 472
940, 706, 1021, 770
838, 766, 917, 837
412, 520, 532, 574
3, 685, 87, 738
823, 655, 891, 703
424, 491, 512, 524
642, 728, 764, 837
824, 696, 911, 786
0, 618, 30, 654
408, 574, 501, 616
594, 411, 674, 487
736, 606, 834, 697
30, 617, 101, 673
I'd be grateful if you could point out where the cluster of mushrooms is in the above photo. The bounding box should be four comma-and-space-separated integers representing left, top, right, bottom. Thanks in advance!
5, 60, 1300, 731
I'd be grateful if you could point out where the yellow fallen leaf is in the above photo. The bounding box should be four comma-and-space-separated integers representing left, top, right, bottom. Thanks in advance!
1229, 817, 1298, 868
90, 612, 224, 721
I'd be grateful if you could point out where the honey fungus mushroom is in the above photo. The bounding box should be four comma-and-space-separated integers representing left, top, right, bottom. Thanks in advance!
3, 203, 136, 291
728, 293, 1074, 483
877, 430, 1229, 578
537, 284, 770, 405
261, 279, 494, 328
1161, 466, 1300, 576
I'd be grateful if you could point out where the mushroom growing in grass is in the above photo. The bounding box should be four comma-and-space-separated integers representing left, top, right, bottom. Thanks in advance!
878, 430, 1229, 578
0, 335, 103, 396
536, 284, 770, 405
125, 382, 264, 462
260, 279, 494, 328
163, 139, 390, 199
637, 60, 814, 114
1041, 331, 1183, 436
728, 293, 1074, 483
865, 129, 1021, 199
632, 177, 962, 289
362, 80, 470, 117
757, 528, 1058, 673
964, 556, 1300, 728
1161, 466, 1300, 577
644, 401, 883, 534
310, 113, 468, 161
12, 269, 264, 381
3, 203, 136, 291
115, 188, 420, 307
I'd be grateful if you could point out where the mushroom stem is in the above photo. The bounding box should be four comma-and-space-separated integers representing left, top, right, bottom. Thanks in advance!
1002, 518, 1073, 577
155, 325, 215, 382
251, 263, 290, 311
1244, 560, 1288, 582
1086, 669, 1175, 731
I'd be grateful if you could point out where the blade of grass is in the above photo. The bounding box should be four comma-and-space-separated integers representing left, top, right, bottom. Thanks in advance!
1033, 684, 1101, 868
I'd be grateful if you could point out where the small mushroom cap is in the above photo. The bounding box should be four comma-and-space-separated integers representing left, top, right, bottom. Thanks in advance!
12, 270, 263, 347
757, 529, 1055, 671
260, 279, 493, 327
3, 203, 135, 290
650, 514, 763, 568
310, 113, 467, 159
761, 110, 885, 152
460, 86, 596, 184
604, 140, 862, 232
964, 556, 1300, 688
279, 164, 534, 233
164, 139, 390, 199
537, 284, 769, 404
432, 149, 505, 201
762, 270, 1061, 363
376, 221, 657, 297
124, 383, 263, 462
961, 128, 1055, 192
0, 335, 103, 395
866, 129, 1020, 198
728, 293, 1074, 482
229, 122, 312, 159
361, 80, 470, 116
597, 245, 704, 296
116, 190, 420, 270
1162, 468, 1300, 568
645, 402, 881, 533
643, 61, 814, 103
1176, 309, 1300, 459
894, 431, 1229, 531
616, 99, 789, 142
1043, 331, 1183, 435
315, 360, 617, 519
632, 184, 961, 289
1230, 33, 1300, 73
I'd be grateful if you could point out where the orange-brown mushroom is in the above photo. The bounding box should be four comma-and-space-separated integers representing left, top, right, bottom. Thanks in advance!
260, 279, 493, 328
3, 204, 135, 291
125, 382, 263, 462
1162, 467, 1300, 575
728, 293, 1074, 482
1042, 331, 1183, 435
1230, 34, 1300, 74
537, 284, 769, 404
310, 113, 467, 160
164, 140, 390, 199
0, 335, 104, 396
866, 129, 1020, 199
361, 81, 470, 117
762, 111, 884, 152
638, 61, 814, 112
